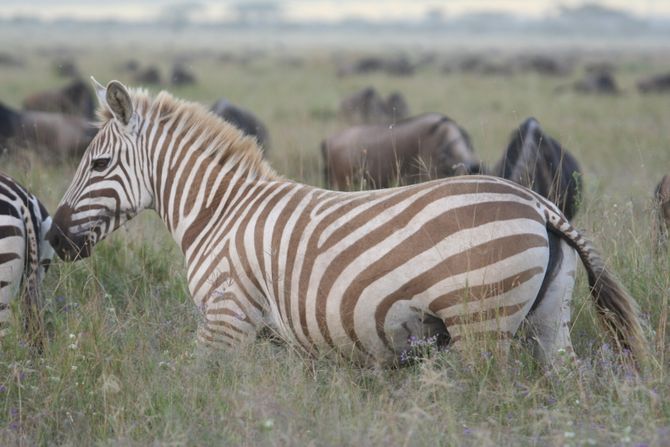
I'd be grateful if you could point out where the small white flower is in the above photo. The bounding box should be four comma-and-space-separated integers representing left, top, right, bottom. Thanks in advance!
71, 365, 78, 371
68, 334, 76, 339
261, 419, 274, 430
564, 431, 575, 438
68, 343, 77, 350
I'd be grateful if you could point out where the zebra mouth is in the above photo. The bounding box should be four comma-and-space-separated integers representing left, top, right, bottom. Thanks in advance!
46, 225, 93, 261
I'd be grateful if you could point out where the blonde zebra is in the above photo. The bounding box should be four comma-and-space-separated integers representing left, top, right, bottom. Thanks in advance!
47, 79, 647, 366
0, 172, 53, 347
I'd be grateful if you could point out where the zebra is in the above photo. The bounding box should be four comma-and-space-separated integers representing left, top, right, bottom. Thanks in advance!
0, 172, 53, 347
46, 79, 647, 367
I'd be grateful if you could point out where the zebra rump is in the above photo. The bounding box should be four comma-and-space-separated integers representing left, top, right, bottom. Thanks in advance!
0, 172, 53, 348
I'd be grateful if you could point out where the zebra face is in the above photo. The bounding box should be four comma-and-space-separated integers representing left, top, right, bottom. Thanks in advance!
47, 79, 151, 260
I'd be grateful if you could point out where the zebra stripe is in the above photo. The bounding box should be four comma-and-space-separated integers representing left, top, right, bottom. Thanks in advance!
0, 172, 53, 345
49, 81, 647, 366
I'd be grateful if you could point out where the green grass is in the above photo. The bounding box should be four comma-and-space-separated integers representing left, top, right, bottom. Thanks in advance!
1, 40, 670, 445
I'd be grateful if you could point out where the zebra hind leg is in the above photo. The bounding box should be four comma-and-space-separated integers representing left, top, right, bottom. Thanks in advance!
526, 236, 578, 367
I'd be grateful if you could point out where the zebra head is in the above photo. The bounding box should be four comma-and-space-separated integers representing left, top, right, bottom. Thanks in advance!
47, 79, 152, 260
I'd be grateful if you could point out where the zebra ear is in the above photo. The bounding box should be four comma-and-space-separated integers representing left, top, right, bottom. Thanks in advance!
105, 80, 133, 126
90, 76, 108, 108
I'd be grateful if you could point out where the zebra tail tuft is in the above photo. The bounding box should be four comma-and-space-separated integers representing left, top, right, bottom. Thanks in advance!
545, 205, 649, 367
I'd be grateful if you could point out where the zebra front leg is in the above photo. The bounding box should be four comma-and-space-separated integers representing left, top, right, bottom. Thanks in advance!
526, 238, 578, 367
195, 290, 260, 353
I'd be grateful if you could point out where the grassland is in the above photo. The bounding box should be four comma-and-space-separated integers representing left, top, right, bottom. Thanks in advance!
0, 35, 669, 446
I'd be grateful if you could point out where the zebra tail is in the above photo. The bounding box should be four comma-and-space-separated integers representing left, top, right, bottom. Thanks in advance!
19, 200, 45, 351
544, 205, 649, 365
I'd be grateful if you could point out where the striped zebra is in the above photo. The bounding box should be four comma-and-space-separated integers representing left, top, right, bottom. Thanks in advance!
0, 172, 53, 347
47, 79, 647, 366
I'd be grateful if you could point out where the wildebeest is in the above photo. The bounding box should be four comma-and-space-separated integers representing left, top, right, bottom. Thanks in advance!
494, 118, 582, 220
22, 78, 96, 119
516, 54, 573, 77
53, 59, 79, 78
653, 174, 670, 252
339, 87, 410, 125
573, 70, 619, 95
337, 55, 415, 77
637, 73, 670, 94
171, 64, 197, 86
210, 99, 270, 151
0, 102, 96, 160
133, 66, 162, 85
321, 113, 479, 190
0, 52, 23, 68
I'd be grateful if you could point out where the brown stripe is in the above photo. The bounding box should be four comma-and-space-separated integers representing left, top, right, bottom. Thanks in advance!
373, 233, 548, 350
200, 329, 236, 346
444, 300, 529, 327
169, 132, 202, 229
205, 319, 246, 335
429, 266, 544, 313
270, 187, 310, 317
253, 185, 291, 288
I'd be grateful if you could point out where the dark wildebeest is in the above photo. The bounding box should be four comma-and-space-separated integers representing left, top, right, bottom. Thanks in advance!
171, 64, 197, 86
386, 92, 410, 121
637, 73, 670, 94
134, 66, 162, 85
321, 113, 479, 190
22, 79, 96, 119
0, 102, 96, 160
517, 54, 573, 77
53, 59, 79, 78
210, 99, 270, 152
573, 71, 619, 95
339, 87, 410, 125
494, 118, 582, 220
653, 174, 670, 252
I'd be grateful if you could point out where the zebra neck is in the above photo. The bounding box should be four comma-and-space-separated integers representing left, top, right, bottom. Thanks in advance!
151, 147, 281, 254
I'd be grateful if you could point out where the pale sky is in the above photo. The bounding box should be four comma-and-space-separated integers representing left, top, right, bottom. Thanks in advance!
0, 0, 667, 22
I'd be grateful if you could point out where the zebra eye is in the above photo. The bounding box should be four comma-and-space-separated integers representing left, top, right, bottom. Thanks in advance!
91, 158, 111, 172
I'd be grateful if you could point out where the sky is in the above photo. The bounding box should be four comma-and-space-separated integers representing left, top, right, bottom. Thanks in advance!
0, 0, 667, 22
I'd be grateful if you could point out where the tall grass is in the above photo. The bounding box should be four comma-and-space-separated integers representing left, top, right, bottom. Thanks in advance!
0, 44, 669, 445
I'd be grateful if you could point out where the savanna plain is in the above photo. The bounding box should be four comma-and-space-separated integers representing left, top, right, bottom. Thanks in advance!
1, 34, 669, 446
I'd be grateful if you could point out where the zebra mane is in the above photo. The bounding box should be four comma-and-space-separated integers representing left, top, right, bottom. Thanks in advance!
96, 88, 277, 180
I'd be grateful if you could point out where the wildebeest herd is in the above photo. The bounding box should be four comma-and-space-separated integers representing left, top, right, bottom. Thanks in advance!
0, 61, 667, 369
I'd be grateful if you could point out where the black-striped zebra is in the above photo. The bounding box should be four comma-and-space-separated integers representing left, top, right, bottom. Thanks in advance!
47, 79, 647, 366
0, 172, 53, 346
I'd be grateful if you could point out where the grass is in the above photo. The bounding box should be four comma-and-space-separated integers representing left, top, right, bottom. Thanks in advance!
1, 37, 670, 445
